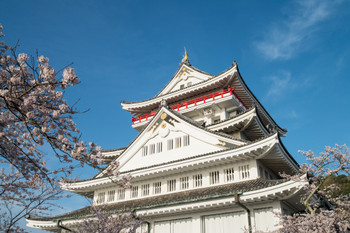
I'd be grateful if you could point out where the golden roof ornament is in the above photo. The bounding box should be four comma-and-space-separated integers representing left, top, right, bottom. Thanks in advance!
181, 47, 190, 65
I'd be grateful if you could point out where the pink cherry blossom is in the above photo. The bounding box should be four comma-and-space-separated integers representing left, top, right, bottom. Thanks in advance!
0, 24, 110, 232
279, 144, 350, 232
17, 53, 29, 63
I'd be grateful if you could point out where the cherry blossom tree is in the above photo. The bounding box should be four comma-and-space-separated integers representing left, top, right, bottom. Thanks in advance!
76, 205, 144, 233
279, 144, 350, 233
0, 23, 110, 232
0, 167, 67, 232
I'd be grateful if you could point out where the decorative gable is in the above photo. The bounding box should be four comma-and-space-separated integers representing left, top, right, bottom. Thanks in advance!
103, 107, 246, 174
156, 63, 213, 97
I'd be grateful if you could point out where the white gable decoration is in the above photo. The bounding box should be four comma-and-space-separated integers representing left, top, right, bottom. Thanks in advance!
156, 63, 213, 97
108, 106, 246, 173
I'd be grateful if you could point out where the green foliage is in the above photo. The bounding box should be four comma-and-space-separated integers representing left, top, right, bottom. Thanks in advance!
323, 174, 350, 196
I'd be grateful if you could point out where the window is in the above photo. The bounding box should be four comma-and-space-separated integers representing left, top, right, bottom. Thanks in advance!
131, 186, 138, 198
141, 184, 150, 196
117, 189, 125, 200
156, 142, 163, 153
180, 176, 189, 190
142, 146, 148, 156
167, 139, 173, 150
239, 165, 250, 180
96, 192, 105, 204
167, 179, 176, 192
183, 135, 190, 147
193, 174, 202, 187
180, 84, 185, 89
175, 137, 181, 148
224, 168, 234, 182
107, 190, 115, 202
187, 82, 192, 87
209, 171, 220, 185
149, 144, 155, 155
153, 182, 162, 194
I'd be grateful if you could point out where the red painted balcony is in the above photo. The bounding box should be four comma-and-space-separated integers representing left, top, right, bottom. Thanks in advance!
131, 87, 246, 125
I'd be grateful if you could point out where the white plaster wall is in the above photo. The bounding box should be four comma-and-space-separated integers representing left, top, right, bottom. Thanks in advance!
144, 200, 283, 233
94, 159, 259, 205
249, 200, 282, 232
120, 130, 227, 172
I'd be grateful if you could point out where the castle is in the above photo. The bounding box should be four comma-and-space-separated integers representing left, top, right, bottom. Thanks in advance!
27, 51, 305, 232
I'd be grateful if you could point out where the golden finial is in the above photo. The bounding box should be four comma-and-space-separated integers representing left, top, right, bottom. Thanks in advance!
181, 47, 189, 63
184, 47, 188, 60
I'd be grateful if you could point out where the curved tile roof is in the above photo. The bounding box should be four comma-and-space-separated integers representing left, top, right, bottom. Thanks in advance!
62, 132, 282, 185
28, 178, 287, 222
121, 65, 234, 105
154, 62, 214, 98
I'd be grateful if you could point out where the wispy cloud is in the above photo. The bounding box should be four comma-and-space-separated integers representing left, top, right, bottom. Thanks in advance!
264, 70, 314, 101
266, 71, 295, 97
255, 0, 340, 60
289, 109, 298, 119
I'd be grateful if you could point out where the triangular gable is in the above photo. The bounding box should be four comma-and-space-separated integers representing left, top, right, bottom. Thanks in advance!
99, 106, 246, 176
156, 63, 213, 97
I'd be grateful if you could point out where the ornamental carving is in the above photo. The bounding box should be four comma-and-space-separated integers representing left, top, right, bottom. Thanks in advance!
203, 108, 214, 116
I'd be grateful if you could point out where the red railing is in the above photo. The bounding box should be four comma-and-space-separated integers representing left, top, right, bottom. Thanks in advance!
132, 86, 246, 125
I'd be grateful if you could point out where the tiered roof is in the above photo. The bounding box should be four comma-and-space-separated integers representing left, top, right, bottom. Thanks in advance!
60, 106, 298, 197
121, 61, 286, 135
60, 55, 299, 194
29, 178, 291, 221
28, 177, 306, 231
27, 54, 302, 232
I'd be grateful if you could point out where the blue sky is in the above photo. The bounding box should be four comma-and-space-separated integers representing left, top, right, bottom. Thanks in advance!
1, 0, 350, 231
